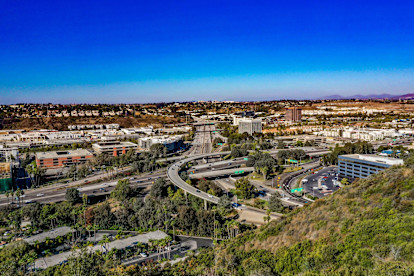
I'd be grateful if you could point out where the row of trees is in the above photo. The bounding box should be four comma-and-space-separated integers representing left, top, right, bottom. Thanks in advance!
276, 149, 307, 164
323, 141, 374, 165
196, 179, 223, 197
0, 176, 245, 248
246, 152, 278, 179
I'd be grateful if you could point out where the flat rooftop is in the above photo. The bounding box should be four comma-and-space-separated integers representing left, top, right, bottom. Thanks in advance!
93, 141, 137, 149
35, 149, 92, 159
339, 154, 404, 166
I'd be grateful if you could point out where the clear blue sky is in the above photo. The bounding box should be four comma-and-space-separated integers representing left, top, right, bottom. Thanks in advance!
1, 0, 413, 103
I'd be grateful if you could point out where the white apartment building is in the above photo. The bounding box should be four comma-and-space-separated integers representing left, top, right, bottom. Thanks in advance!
315, 127, 404, 142
238, 119, 262, 135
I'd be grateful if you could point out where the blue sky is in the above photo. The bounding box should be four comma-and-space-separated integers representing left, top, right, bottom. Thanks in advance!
0, 0, 413, 103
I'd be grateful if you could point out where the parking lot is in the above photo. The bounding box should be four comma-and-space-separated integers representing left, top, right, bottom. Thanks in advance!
302, 167, 340, 198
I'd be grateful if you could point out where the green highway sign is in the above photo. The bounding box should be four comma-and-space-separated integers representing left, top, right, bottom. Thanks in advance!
288, 159, 298, 163
243, 157, 249, 160
291, 187, 303, 193
234, 170, 245, 174
218, 143, 223, 146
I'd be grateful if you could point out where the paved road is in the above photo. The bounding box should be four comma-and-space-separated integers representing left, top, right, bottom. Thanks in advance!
0, 171, 166, 207
122, 235, 214, 266
167, 148, 330, 204
302, 167, 339, 198
190, 124, 214, 156
33, 230, 169, 269
279, 161, 322, 205
191, 157, 246, 170
189, 167, 255, 179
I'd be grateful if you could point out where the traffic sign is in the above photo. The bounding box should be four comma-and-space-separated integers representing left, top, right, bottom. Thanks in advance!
291, 187, 303, 193
234, 170, 245, 174
243, 157, 249, 160
288, 159, 298, 163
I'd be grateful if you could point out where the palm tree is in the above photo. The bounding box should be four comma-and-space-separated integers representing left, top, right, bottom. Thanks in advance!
265, 209, 271, 224
44, 237, 53, 248
26, 162, 44, 187
15, 189, 21, 206
261, 166, 269, 180
98, 239, 105, 252
55, 235, 64, 248
82, 193, 88, 228
164, 236, 172, 259
5, 191, 10, 204
33, 240, 40, 250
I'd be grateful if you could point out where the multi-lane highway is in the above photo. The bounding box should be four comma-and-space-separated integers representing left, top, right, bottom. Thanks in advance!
188, 124, 214, 156
167, 147, 330, 203
0, 171, 167, 207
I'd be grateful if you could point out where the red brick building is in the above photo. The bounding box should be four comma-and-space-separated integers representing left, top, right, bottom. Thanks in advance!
35, 149, 93, 168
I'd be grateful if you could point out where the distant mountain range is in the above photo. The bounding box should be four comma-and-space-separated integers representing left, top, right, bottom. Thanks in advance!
319, 93, 414, 100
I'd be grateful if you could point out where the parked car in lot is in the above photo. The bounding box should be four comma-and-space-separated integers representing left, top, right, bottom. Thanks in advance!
231, 203, 241, 209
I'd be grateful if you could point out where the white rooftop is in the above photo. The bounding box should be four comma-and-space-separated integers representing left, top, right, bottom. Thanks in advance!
341, 154, 404, 166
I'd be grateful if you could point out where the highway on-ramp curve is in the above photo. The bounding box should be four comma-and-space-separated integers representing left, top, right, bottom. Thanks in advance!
167, 154, 223, 204
167, 149, 329, 206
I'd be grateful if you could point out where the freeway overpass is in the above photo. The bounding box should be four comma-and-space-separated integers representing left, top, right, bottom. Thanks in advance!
167, 148, 330, 210
189, 167, 255, 179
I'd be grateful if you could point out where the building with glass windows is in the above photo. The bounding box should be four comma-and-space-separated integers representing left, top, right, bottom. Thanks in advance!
35, 149, 93, 168
238, 119, 262, 135
338, 154, 403, 180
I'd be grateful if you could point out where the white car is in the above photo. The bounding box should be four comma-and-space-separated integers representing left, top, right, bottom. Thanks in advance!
208, 194, 213, 198
140, 252, 148, 257
36, 193, 44, 197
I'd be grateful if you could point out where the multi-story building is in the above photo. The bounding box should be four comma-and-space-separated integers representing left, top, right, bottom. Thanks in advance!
285, 107, 302, 122
138, 136, 184, 152
35, 149, 93, 168
0, 145, 19, 162
0, 162, 12, 192
338, 154, 403, 180
238, 119, 262, 135
92, 141, 137, 156
231, 111, 255, 126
